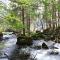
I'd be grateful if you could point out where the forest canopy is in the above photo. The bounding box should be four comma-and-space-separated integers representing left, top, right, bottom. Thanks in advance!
0, 0, 60, 35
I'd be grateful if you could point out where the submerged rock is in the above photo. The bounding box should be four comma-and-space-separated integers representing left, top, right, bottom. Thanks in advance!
54, 43, 60, 49
32, 46, 41, 50
50, 51, 59, 55
48, 50, 59, 55
42, 43, 49, 49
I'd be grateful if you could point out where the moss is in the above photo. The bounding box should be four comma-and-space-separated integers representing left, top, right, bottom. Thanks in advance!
0, 32, 3, 41
17, 26, 60, 42
31, 31, 45, 40
42, 27, 60, 42
16, 36, 32, 45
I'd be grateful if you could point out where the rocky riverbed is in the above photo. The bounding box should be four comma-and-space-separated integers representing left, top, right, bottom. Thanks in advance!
10, 40, 60, 60
0, 33, 60, 60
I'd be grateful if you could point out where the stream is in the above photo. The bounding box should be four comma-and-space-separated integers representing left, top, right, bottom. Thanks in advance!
0, 33, 60, 60
0, 33, 17, 60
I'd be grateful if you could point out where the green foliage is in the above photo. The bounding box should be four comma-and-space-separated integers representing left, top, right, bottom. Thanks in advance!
9, 0, 40, 35
5, 13, 24, 30
0, 1, 8, 32
9, 0, 40, 19
0, 1, 6, 9
0, 0, 60, 34
31, 32, 44, 40
57, 4, 60, 11
0, 1, 7, 18
10, 0, 39, 6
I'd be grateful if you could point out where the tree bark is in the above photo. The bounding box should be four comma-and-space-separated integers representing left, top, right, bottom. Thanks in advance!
58, 0, 60, 27
52, 3, 56, 29
27, 15, 30, 36
21, 7, 25, 36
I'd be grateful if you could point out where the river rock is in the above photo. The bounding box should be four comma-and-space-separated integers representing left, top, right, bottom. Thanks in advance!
32, 46, 41, 50
50, 51, 59, 55
16, 36, 32, 45
0, 33, 3, 40
42, 43, 49, 49
54, 43, 60, 49
49, 50, 59, 55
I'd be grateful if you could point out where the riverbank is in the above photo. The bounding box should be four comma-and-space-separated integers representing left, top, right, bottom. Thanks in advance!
0, 33, 60, 60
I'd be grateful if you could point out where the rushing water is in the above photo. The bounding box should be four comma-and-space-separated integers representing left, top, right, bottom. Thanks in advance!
0, 33, 60, 60
10, 40, 60, 60
0, 33, 17, 60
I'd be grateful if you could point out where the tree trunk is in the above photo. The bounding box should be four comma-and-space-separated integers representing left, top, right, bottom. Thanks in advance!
21, 7, 25, 36
58, 0, 60, 27
43, 6, 48, 29
52, 3, 56, 29
27, 15, 30, 36
58, 12, 60, 26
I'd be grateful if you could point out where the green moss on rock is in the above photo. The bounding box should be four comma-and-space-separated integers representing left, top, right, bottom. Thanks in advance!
16, 36, 32, 45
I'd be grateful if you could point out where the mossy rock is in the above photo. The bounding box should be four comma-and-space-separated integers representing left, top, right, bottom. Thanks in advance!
0, 32, 3, 41
16, 36, 32, 45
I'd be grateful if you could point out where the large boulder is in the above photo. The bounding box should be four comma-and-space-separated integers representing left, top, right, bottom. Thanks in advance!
16, 36, 32, 45
42, 43, 49, 49
0, 32, 3, 40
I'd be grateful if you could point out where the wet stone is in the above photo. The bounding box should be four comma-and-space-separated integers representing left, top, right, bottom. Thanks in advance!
49, 50, 59, 55
42, 43, 49, 49
32, 46, 41, 50
0, 33, 3, 41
